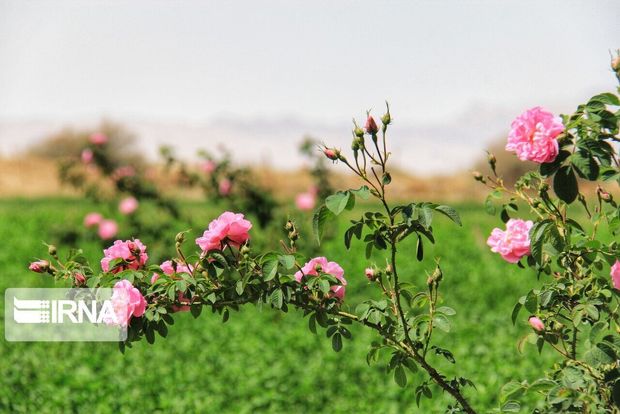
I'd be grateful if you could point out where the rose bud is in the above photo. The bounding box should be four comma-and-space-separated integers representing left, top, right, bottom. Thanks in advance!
365, 267, 377, 281
365, 115, 379, 135
354, 126, 365, 138
472, 171, 485, 183
29, 260, 50, 273
74, 273, 86, 286
323, 148, 339, 161
528, 316, 545, 332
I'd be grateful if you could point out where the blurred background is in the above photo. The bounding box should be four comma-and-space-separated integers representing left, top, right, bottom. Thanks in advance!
1, 1, 619, 413
1, 0, 619, 199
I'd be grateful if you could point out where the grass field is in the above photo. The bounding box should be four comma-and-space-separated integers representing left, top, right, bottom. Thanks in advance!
0, 198, 559, 413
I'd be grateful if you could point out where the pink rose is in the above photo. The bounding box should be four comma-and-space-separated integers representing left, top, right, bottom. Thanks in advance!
107, 279, 147, 326
506, 107, 564, 164
150, 273, 160, 284
159, 260, 194, 277
84, 212, 103, 228
487, 219, 533, 263
219, 179, 232, 196
611, 260, 620, 290
295, 191, 316, 211
98, 219, 118, 240
81, 149, 93, 164
29, 260, 49, 273
294, 257, 347, 300
101, 239, 148, 273
201, 160, 216, 174
119, 197, 139, 215
90, 132, 108, 145
528, 316, 545, 332
196, 211, 252, 252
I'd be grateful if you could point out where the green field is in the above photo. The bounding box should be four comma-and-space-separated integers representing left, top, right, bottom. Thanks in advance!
0, 198, 558, 413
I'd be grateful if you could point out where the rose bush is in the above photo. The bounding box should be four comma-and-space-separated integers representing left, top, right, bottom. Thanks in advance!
31, 105, 476, 413
476, 58, 620, 412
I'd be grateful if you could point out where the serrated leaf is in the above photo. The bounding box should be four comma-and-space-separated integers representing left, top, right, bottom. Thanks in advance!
434, 205, 462, 226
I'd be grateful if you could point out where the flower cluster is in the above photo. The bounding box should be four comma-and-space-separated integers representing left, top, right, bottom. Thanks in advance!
101, 239, 148, 273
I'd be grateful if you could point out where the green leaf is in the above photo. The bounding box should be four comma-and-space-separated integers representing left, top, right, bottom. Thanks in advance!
262, 259, 278, 281
570, 153, 599, 181
325, 191, 351, 215
416, 235, 424, 261
350, 185, 370, 199
331, 333, 343, 352
270, 288, 283, 309
394, 365, 407, 388
312, 205, 336, 245
511, 302, 522, 325
434, 205, 462, 226
553, 165, 579, 204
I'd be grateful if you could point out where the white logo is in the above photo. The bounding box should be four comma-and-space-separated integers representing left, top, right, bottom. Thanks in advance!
5, 288, 127, 342
13, 297, 117, 324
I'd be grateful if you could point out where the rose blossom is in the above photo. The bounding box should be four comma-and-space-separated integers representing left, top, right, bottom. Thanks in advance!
294, 257, 347, 300
611, 260, 620, 290
101, 239, 148, 273
295, 191, 316, 211
84, 212, 103, 228
528, 316, 545, 332
29, 260, 50, 273
81, 149, 93, 164
487, 219, 533, 263
196, 211, 252, 252
98, 219, 118, 240
107, 279, 147, 326
506, 107, 564, 163
90, 132, 108, 145
201, 160, 216, 174
119, 197, 139, 215
219, 179, 232, 196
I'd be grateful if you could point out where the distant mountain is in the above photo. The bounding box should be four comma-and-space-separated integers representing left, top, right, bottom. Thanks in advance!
0, 107, 516, 176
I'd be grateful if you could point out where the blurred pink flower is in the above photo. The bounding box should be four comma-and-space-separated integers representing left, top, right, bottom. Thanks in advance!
90, 133, 108, 145
219, 179, 232, 196
201, 160, 216, 174
98, 219, 118, 240
611, 260, 620, 290
101, 239, 148, 273
487, 219, 533, 263
107, 279, 146, 326
196, 211, 252, 252
159, 260, 194, 277
294, 257, 347, 300
81, 149, 93, 164
506, 107, 564, 164
295, 191, 316, 211
172, 292, 191, 313
528, 316, 545, 332
119, 197, 139, 215
84, 212, 103, 228
112, 166, 136, 181
28, 260, 49, 273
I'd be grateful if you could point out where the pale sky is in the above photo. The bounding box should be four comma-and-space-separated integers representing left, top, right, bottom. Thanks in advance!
0, 1, 619, 173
